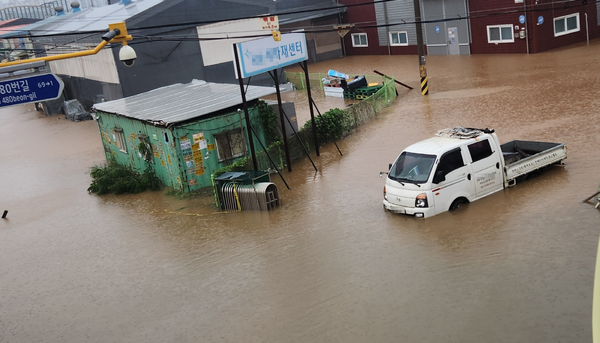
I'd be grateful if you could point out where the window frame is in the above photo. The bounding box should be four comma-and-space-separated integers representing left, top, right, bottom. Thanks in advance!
215, 128, 246, 162
467, 139, 494, 163
436, 148, 465, 177
486, 24, 514, 44
114, 128, 127, 153
351, 33, 368, 47
553, 13, 580, 37
389, 31, 408, 46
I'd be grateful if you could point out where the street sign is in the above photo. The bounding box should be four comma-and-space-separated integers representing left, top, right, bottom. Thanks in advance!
0, 73, 63, 108
260, 16, 279, 30
234, 32, 308, 78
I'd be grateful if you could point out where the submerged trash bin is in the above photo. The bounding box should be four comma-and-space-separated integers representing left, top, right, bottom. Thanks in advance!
214, 171, 280, 211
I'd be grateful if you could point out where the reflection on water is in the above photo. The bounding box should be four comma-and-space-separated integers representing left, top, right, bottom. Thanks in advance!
1, 40, 600, 342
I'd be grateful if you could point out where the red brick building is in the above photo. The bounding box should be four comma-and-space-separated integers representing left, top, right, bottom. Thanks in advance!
339, 0, 599, 55
469, 0, 599, 54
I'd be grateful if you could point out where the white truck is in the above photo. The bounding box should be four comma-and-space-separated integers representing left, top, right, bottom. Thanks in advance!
381, 127, 567, 218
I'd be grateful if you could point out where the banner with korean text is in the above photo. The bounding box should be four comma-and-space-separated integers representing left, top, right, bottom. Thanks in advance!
234, 32, 308, 79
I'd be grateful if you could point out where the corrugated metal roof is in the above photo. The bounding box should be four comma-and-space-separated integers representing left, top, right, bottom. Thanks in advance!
92, 80, 276, 126
2, 0, 165, 37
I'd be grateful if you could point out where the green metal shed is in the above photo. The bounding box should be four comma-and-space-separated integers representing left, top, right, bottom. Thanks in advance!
91, 79, 276, 192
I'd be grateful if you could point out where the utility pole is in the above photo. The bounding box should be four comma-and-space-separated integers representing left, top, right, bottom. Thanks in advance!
413, 0, 428, 95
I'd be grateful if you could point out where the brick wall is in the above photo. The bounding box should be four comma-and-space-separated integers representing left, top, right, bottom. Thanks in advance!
339, 0, 422, 56
469, 0, 599, 54
468, 0, 527, 54
340, 0, 382, 55
526, 1, 598, 53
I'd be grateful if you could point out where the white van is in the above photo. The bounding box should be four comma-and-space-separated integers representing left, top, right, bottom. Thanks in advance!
381, 127, 567, 218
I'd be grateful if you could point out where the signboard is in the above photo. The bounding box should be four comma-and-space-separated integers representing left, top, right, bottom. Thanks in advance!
538, 16, 544, 25
234, 32, 308, 78
0, 73, 63, 107
260, 16, 279, 30
333, 24, 354, 38
519, 15, 525, 24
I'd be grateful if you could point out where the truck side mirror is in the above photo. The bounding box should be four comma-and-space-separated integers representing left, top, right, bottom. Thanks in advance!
433, 170, 445, 184
389, 163, 392, 171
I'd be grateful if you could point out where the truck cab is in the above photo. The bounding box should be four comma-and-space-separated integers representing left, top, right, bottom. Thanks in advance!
383, 128, 504, 218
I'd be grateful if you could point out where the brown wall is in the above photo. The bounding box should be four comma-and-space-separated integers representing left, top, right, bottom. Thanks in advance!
526, 0, 598, 53
469, 0, 599, 54
339, 0, 383, 55
468, 0, 528, 54
339, 0, 420, 56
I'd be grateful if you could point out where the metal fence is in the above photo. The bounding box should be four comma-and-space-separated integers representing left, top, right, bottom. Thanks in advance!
219, 75, 398, 174
343, 75, 397, 130
285, 72, 387, 91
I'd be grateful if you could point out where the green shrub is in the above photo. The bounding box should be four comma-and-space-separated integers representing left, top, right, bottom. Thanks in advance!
302, 107, 347, 144
88, 161, 161, 195
256, 100, 281, 146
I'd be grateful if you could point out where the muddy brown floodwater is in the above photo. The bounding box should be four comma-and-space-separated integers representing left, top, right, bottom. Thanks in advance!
2, 40, 600, 343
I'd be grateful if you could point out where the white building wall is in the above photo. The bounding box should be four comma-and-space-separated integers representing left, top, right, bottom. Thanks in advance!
197, 18, 272, 67
48, 47, 119, 84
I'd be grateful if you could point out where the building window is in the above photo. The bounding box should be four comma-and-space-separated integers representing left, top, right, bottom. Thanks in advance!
554, 13, 580, 37
215, 129, 245, 161
487, 25, 514, 43
114, 129, 127, 153
389, 31, 408, 46
351, 33, 368, 47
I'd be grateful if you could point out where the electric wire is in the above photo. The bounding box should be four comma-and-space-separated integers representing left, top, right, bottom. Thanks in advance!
0, 0, 596, 55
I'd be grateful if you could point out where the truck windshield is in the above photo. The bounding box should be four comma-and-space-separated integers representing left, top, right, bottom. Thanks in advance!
389, 152, 436, 184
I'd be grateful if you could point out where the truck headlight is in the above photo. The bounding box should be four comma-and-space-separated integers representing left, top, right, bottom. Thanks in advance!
415, 193, 428, 207
383, 185, 387, 200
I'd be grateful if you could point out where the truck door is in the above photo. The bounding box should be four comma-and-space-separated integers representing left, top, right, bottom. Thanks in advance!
432, 147, 472, 214
467, 138, 504, 198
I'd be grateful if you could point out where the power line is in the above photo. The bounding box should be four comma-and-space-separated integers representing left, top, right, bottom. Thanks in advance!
1, 0, 596, 54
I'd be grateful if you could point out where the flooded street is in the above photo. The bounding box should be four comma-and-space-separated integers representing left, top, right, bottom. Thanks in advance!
2, 40, 600, 342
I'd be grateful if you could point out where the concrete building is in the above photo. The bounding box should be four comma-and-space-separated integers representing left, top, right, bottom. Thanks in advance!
2, 0, 344, 110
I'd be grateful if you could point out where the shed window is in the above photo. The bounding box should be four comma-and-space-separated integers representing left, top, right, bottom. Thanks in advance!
487, 25, 514, 43
389, 31, 408, 46
215, 129, 245, 161
351, 33, 368, 47
554, 13, 579, 37
468, 139, 493, 163
114, 129, 127, 153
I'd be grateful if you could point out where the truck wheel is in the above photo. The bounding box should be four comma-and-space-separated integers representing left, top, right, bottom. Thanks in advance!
449, 198, 468, 211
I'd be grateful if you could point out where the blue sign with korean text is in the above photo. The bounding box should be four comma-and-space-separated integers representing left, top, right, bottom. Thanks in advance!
0, 73, 63, 108
538, 16, 544, 25
519, 15, 525, 24
234, 32, 308, 78
435, 26, 440, 33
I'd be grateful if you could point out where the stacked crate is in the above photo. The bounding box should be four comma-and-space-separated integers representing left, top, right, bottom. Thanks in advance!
343, 85, 383, 100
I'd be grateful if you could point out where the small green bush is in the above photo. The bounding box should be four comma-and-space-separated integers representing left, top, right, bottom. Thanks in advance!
88, 161, 161, 195
302, 107, 347, 144
256, 100, 281, 146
